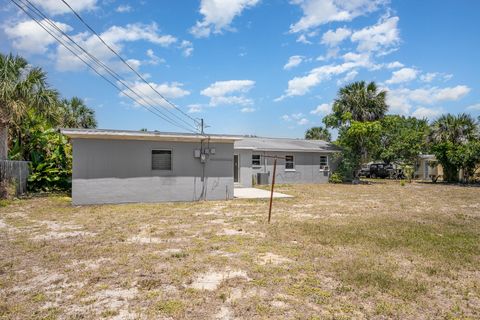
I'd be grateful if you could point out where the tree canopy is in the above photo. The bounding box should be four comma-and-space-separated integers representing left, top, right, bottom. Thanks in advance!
305, 126, 331, 141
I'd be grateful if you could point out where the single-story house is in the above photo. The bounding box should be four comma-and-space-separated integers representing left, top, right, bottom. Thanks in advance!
233, 137, 341, 187
61, 129, 339, 205
414, 154, 442, 180
61, 129, 239, 205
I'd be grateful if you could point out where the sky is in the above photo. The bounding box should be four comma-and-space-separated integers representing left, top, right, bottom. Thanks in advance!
1, 0, 479, 138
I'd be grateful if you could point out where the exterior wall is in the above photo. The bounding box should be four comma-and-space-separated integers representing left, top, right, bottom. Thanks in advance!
415, 159, 440, 180
72, 138, 234, 205
234, 150, 334, 187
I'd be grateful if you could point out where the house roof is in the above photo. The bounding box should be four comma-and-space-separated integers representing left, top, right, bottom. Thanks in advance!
234, 137, 340, 153
60, 128, 242, 143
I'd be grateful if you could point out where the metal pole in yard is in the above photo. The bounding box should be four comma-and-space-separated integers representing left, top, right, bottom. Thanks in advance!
268, 156, 277, 224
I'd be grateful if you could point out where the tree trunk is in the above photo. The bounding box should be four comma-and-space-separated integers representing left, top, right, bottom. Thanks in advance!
0, 124, 8, 160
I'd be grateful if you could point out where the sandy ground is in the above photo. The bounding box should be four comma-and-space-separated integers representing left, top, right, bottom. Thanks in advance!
0, 181, 479, 319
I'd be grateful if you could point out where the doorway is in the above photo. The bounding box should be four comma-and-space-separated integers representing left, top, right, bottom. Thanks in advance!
234, 154, 239, 183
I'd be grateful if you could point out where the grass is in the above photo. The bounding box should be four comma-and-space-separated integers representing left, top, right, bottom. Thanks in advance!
0, 181, 479, 319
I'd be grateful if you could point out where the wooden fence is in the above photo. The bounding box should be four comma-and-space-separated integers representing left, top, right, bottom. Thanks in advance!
0, 160, 29, 195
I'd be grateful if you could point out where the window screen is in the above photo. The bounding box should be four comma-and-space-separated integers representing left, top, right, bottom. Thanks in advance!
152, 150, 172, 170
285, 155, 294, 170
320, 155, 328, 170
252, 154, 261, 166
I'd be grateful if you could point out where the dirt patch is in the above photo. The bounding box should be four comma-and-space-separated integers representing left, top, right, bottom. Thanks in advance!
257, 252, 293, 266
188, 269, 250, 291
32, 230, 95, 241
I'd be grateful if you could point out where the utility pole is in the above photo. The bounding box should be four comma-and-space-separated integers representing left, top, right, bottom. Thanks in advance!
200, 118, 204, 135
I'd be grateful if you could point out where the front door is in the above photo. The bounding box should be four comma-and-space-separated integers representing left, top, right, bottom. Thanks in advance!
234, 155, 239, 183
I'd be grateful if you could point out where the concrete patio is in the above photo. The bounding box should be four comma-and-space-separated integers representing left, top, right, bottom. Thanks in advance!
233, 187, 293, 199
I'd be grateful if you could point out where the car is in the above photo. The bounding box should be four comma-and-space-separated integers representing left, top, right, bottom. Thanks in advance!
361, 162, 406, 179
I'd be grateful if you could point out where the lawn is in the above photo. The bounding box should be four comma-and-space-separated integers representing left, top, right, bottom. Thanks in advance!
0, 181, 479, 319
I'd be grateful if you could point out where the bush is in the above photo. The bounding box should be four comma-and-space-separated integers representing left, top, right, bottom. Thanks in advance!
329, 172, 343, 183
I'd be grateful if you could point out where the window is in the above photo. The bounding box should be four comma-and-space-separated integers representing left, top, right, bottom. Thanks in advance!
252, 154, 261, 166
152, 150, 172, 170
320, 155, 329, 170
285, 155, 295, 170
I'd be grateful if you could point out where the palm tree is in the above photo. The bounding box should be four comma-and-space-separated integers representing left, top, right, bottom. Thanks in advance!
332, 81, 387, 123
429, 113, 478, 144
61, 97, 97, 129
0, 53, 58, 160
429, 113, 479, 182
305, 126, 331, 141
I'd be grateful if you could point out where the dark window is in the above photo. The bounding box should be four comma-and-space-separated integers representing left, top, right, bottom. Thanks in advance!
252, 154, 261, 166
152, 150, 172, 170
285, 155, 294, 170
320, 155, 328, 170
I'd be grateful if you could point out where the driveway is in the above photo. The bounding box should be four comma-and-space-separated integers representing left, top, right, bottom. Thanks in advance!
234, 187, 293, 199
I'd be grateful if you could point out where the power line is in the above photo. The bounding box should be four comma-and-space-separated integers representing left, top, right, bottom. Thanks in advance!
10, 0, 198, 133
18, 0, 198, 132
59, 0, 201, 128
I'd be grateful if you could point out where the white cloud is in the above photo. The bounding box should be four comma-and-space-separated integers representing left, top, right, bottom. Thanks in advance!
419, 72, 453, 83
411, 107, 443, 120
190, 0, 260, 38
386, 61, 404, 69
284, 55, 304, 70
55, 23, 177, 71
145, 49, 165, 65
296, 34, 312, 44
201, 80, 255, 106
277, 56, 372, 100
289, 0, 385, 33
179, 40, 194, 57
29, 0, 97, 15
321, 27, 351, 46
386, 85, 471, 114
240, 107, 255, 112
310, 103, 331, 115
351, 15, 400, 54
115, 5, 132, 13
282, 112, 309, 125
466, 103, 480, 111
120, 81, 190, 107
188, 104, 203, 113
4, 19, 72, 54
386, 67, 418, 84
337, 70, 358, 85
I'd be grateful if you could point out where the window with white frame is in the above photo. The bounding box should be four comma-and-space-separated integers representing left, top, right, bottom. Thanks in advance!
285, 155, 295, 170
320, 155, 329, 170
152, 150, 172, 170
252, 154, 261, 166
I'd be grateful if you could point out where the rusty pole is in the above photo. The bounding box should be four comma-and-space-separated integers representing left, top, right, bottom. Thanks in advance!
268, 156, 277, 224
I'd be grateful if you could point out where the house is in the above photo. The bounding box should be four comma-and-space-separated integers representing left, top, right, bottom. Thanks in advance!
61, 129, 240, 205
414, 154, 442, 180
233, 137, 341, 187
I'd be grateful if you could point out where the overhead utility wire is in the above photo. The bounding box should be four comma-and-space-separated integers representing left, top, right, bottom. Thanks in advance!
59, 0, 202, 129
11, 0, 198, 133
18, 0, 197, 133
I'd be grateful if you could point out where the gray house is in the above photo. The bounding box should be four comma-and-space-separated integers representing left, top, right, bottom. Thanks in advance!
61, 129, 239, 205
233, 137, 340, 187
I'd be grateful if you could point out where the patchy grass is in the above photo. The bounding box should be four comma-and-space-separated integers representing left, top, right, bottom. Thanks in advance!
0, 181, 479, 319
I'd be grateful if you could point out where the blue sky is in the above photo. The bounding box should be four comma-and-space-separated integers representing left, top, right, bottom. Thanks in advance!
1, 0, 479, 138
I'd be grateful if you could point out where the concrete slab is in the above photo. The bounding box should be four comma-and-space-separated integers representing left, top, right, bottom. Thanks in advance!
234, 187, 293, 199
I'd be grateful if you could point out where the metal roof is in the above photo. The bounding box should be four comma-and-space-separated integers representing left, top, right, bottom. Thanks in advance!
234, 137, 340, 153
60, 128, 242, 143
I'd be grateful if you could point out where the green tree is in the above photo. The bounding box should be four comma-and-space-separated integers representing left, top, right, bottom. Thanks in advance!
60, 97, 97, 129
305, 126, 331, 141
323, 81, 387, 180
428, 113, 479, 182
324, 81, 387, 128
0, 53, 58, 160
376, 115, 429, 164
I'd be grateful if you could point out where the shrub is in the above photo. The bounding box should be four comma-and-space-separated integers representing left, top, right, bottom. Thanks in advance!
329, 172, 343, 184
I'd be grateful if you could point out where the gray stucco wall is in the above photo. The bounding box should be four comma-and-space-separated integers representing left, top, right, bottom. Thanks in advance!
235, 150, 334, 187
72, 138, 234, 205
